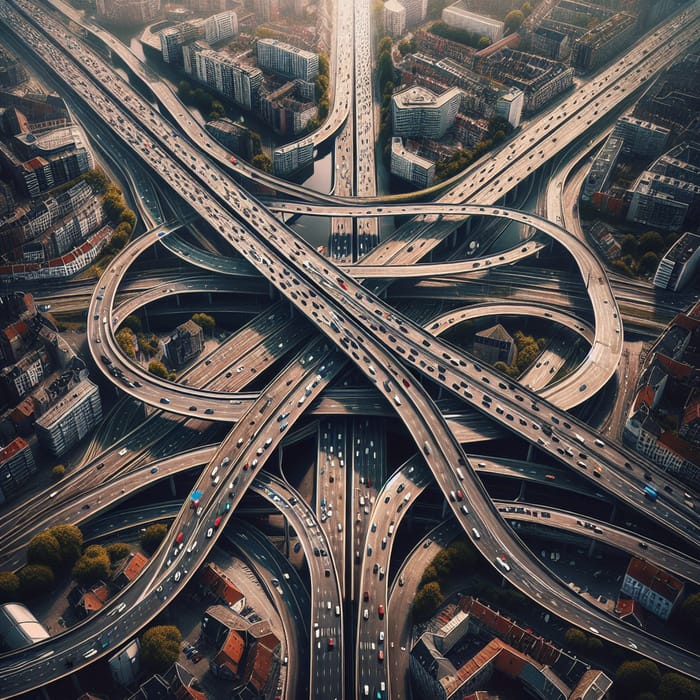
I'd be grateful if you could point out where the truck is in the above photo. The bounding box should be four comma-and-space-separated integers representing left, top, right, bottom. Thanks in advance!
190, 490, 203, 509
643, 485, 658, 502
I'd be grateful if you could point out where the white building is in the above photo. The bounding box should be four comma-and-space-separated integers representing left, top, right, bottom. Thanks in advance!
442, 1, 504, 43
384, 0, 407, 37
653, 232, 700, 291
621, 558, 684, 621
392, 85, 462, 139
390, 137, 435, 188
35, 379, 103, 457
494, 88, 523, 128
273, 138, 314, 176
205, 11, 238, 44
257, 38, 319, 82
400, 0, 427, 26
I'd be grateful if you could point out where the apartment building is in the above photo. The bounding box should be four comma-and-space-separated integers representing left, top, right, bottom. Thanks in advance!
0, 437, 36, 504
256, 38, 319, 82
390, 137, 436, 188
392, 85, 462, 139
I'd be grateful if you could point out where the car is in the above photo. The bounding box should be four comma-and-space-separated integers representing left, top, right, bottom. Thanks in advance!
206, 527, 214, 538
175, 532, 184, 544
378, 604, 384, 618
363, 609, 369, 620
204, 408, 214, 414
328, 637, 334, 649
150, 467, 159, 474
378, 649, 384, 661
363, 591, 369, 601
174, 571, 182, 582
160, 397, 170, 404
214, 516, 222, 528
188, 405, 197, 411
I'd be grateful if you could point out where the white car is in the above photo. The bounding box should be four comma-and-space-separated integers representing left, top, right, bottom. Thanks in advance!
206, 527, 214, 538
174, 571, 181, 582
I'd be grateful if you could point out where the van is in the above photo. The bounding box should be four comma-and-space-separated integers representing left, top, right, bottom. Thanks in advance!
359, 496, 365, 507
211, 466, 218, 478
403, 493, 411, 503
456, 467, 464, 480
327, 601, 332, 610
213, 475, 220, 485
363, 685, 369, 697
471, 527, 481, 540
574, 433, 585, 444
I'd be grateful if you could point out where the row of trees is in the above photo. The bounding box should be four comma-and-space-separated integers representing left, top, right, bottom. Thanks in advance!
0, 525, 83, 602
413, 539, 478, 622
376, 36, 395, 161
614, 659, 699, 700
306, 54, 331, 131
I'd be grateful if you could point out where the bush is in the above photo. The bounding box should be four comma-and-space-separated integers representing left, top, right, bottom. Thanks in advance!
0, 572, 21, 602
141, 524, 168, 554
72, 545, 111, 586
51, 464, 65, 480
413, 581, 444, 623
49, 525, 83, 566
148, 361, 169, 379
27, 532, 62, 569
106, 543, 131, 564
657, 672, 699, 700
141, 625, 182, 672
18, 564, 54, 598
615, 659, 661, 698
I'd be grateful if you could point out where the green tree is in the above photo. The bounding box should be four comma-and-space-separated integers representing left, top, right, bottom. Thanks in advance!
564, 627, 588, 650
413, 581, 444, 622
657, 673, 699, 700
521, 2, 532, 16
27, 532, 62, 569
620, 234, 638, 257
432, 549, 452, 578
148, 361, 169, 379
116, 328, 136, 359
675, 592, 700, 635
0, 571, 21, 602
192, 312, 215, 335
122, 315, 142, 333
504, 9, 525, 32
615, 660, 661, 698
119, 208, 136, 227
72, 545, 111, 586
477, 36, 492, 49
84, 169, 109, 194
106, 543, 131, 564
51, 464, 65, 480
141, 625, 182, 672
378, 36, 392, 54
420, 564, 438, 585
639, 230, 664, 256
141, 523, 168, 554
18, 564, 54, 598
638, 251, 658, 276
49, 525, 83, 565
252, 153, 272, 172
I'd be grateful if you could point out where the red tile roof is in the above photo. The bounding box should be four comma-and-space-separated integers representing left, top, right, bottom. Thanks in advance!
0, 437, 29, 462
626, 558, 684, 602
121, 552, 148, 581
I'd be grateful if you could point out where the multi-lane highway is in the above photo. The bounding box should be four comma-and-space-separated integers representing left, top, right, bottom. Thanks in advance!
1, 0, 699, 694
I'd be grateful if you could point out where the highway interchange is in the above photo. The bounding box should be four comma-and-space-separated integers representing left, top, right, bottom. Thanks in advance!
0, 0, 699, 696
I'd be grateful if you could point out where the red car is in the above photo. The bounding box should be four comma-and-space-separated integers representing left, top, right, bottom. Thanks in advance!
214, 516, 222, 528
456, 490, 463, 501
402, 378, 410, 388
328, 637, 334, 649
243, 463, 249, 471
378, 604, 384, 618
175, 532, 184, 544
378, 649, 384, 662
363, 591, 369, 601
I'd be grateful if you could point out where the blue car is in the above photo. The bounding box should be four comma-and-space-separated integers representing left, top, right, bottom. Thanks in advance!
150, 467, 159, 474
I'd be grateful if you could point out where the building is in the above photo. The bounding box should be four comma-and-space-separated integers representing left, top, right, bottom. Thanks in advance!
0, 348, 51, 404
256, 39, 319, 82
390, 137, 436, 188
442, 1, 504, 43
35, 379, 102, 457
392, 86, 462, 140
69, 581, 110, 618
0, 603, 49, 650
612, 116, 669, 160
494, 88, 523, 128
582, 135, 623, 201
626, 172, 697, 231
0, 437, 36, 504
571, 12, 637, 72
161, 319, 204, 368
109, 638, 141, 687
253, 0, 280, 22
126, 662, 206, 700
113, 552, 149, 589
260, 82, 317, 136
529, 27, 570, 60
273, 138, 314, 176
199, 563, 246, 611
653, 232, 700, 292
205, 11, 238, 44
680, 401, 700, 447
383, 0, 407, 37
410, 596, 612, 700
621, 558, 684, 621
205, 118, 255, 161
473, 324, 516, 365
95, 0, 161, 25
400, 0, 427, 26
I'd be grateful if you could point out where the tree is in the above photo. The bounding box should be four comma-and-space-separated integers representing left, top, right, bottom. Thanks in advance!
504, 9, 525, 32
49, 525, 83, 566
565, 627, 588, 650
420, 564, 438, 585
675, 593, 700, 635
413, 581, 444, 622
432, 549, 452, 578
639, 230, 664, 256
116, 328, 136, 359
638, 251, 658, 276
620, 233, 638, 257
84, 169, 109, 194
106, 543, 131, 564
192, 312, 215, 335
521, 2, 532, 16
122, 315, 142, 333
477, 36, 491, 49
72, 545, 111, 585
18, 564, 54, 598
615, 660, 661, 698
0, 572, 21, 602
27, 532, 62, 569
141, 625, 182, 672
52, 464, 65, 480
657, 673, 699, 700
148, 361, 169, 379
119, 209, 136, 227
141, 524, 168, 554
252, 153, 272, 172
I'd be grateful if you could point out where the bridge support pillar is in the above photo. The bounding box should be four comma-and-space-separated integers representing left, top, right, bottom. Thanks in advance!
587, 539, 596, 558
526, 444, 535, 462
517, 480, 526, 501
283, 518, 290, 558
269, 283, 275, 299
168, 476, 177, 497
